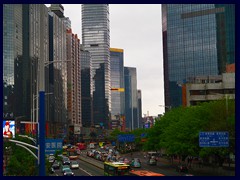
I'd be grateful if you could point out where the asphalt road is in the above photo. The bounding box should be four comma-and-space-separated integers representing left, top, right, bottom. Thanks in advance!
51, 158, 103, 176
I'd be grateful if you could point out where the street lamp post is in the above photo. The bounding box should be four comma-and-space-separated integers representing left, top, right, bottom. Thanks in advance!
38, 60, 70, 176
32, 93, 53, 136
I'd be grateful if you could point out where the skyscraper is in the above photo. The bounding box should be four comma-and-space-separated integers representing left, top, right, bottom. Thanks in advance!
66, 29, 82, 127
137, 90, 143, 128
3, 4, 23, 119
110, 48, 125, 130
49, 4, 68, 136
124, 67, 138, 131
162, 4, 235, 109
82, 4, 111, 129
80, 45, 93, 127
3, 4, 50, 134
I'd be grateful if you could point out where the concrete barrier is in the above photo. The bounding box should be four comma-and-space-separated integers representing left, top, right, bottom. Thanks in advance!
79, 156, 104, 169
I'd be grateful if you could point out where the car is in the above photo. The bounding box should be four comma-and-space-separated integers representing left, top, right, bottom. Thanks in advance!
147, 156, 157, 165
89, 143, 95, 149
48, 154, 55, 163
62, 165, 70, 173
70, 161, 79, 169
87, 150, 95, 157
69, 155, 78, 160
63, 168, 74, 176
130, 158, 141, 168
51, 161, 60, 169
62, 157, 70, 165
176, 164, 188, 173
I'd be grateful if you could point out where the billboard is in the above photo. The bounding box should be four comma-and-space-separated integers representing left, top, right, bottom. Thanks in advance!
3, 120, 15, 138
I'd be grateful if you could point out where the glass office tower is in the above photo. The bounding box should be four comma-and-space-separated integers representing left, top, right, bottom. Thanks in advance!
137, 90, 143, 129
3, 4, 23, 119
49, 6, 68, 136
110, 48, 125, 129
124, 67, 138, 131
162, 4, 235, 109
80, 45, 93, 127
82, 4, 110, 129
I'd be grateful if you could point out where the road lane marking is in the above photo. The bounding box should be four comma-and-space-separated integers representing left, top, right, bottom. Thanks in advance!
79, 167, 93, 176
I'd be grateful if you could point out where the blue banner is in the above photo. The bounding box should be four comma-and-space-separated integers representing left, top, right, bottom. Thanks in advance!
199, 131, 229, 147
45, 139, 63, 155
118, 134, 135, 142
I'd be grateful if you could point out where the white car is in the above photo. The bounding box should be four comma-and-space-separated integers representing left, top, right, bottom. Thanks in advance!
48, 154, 55, 163
70, 161, 79, 169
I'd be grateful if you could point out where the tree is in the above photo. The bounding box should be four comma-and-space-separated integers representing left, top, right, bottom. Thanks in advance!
145, 99, 235, 165
5, 139, 38, 176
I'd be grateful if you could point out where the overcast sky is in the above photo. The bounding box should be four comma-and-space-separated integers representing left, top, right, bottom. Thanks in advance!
46, 4, 165, 116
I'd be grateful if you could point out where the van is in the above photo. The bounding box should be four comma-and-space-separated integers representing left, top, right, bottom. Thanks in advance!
147, 152, 157, 165
89, 143, 95, 149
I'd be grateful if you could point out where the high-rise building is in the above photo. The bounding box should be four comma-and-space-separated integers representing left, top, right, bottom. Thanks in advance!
137, 90, 143, 128
3, 4, 50, 134
124, 67, 138, 130
80, 45, 93, 127
82, 4, 111, 129
162, 4, 235, 109
110, 48, 125, 130
3, 4, 23, 119
49, 4, 64, 18
66, 29, 82, 127
48, 5, 68, 136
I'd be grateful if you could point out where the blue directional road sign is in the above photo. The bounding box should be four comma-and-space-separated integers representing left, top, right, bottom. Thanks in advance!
45, 139, 63, 155
118, 134, 135, 142
199, 131, 229, 147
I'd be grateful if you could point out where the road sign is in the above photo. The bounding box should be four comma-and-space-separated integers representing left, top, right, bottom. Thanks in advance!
118, 134, 135, 142
45, 139, 63, 155
199, 131, 229, 147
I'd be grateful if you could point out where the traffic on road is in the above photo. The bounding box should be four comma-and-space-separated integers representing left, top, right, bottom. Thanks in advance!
48, 142, 188, 176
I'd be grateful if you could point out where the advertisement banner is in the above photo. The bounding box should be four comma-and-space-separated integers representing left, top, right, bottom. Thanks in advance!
3, 120, 15, 138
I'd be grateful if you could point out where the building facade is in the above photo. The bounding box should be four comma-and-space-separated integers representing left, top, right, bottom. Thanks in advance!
80, 45, 93, 128
110, 48, 125, 130
162, 4, 235, 109
137, 90, 143, 129
3, 4, 51, 135
185, 73, 235, 106
82, 4, 111, 129
48, 5, 68, 136
124, 67, 138, 131
3, 4, 23, 119
66, 29, 82, 127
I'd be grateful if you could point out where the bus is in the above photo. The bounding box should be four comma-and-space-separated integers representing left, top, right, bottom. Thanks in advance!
129, 170, 165, 176
104, 162, 131, 176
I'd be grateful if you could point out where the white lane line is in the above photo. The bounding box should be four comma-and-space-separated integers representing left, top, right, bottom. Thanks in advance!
79, 167, 93, 176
